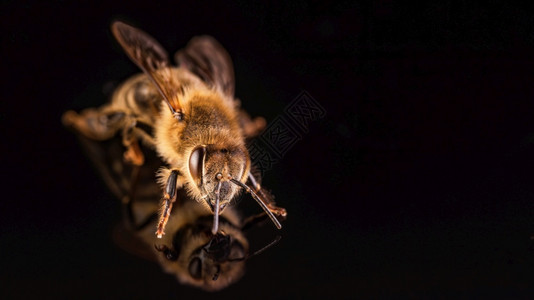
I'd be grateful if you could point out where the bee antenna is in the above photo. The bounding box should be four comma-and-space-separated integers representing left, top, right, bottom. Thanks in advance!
229, 179, 282, 230
228, 235, 281, 262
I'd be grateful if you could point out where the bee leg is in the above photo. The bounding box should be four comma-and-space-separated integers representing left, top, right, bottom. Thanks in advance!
231, 174, 286, 230
259, 190, 287, 218
122, 120, 146, 166
247, 173, 287, 218
123, 140, 144, 166
132, 123, 156, 147
238, 109, 266, 139
62, 106, 127, 141
121, 117, 158, 166
63, 107, 153, 166
156, 170, 180, 238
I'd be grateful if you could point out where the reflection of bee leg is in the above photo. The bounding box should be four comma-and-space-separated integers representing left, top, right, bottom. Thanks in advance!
156, 169, 182, 238
247, 173, 287, 218
242, 212, 270, 232
238, 109, 266, 139
124, 164, 160, 231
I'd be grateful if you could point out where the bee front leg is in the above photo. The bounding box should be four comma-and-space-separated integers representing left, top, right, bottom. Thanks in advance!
229, 173, 287, 230
156, 169, 182, 238
238, 109, 266, 139
247, 173, 287, 218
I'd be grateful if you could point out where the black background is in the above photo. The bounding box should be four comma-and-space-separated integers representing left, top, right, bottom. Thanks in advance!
2, 1, 534, 298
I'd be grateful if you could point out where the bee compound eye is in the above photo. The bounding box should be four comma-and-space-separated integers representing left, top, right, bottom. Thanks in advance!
189, 146, 206, 183
188, 257, 202, 279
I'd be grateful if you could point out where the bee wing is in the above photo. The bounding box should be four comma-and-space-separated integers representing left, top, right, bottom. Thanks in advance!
111, 21, 183, 116
175, 36, 235, 98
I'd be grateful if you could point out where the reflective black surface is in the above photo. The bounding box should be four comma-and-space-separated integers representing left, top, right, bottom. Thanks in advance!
3, 1, 534, 298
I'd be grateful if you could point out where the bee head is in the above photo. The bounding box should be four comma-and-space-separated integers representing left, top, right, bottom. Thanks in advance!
188, 143, 283, 233
188, 145, 248, 233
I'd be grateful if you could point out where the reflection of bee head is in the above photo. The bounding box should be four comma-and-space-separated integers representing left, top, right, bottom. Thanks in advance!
154, 208, 249, 291
147, 197, 279, 291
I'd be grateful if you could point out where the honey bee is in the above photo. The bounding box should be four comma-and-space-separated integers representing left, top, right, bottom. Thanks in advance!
62, 21, 286, 238
74, 131, 280, 291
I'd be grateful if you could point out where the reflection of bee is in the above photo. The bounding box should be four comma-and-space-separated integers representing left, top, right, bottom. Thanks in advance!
62, 21, 286, 238
75, 132, 279, 291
